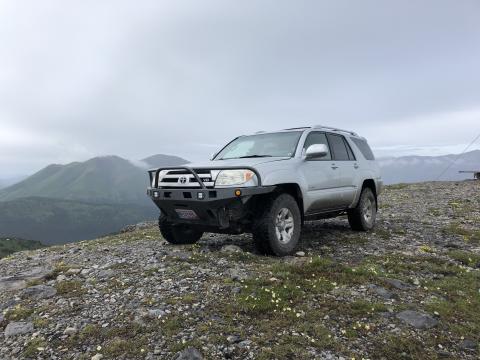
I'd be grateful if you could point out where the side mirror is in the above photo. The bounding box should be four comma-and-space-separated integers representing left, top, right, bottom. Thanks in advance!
305, 144, 329, 160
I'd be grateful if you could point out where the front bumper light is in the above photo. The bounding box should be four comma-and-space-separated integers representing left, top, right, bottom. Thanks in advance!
215, 169, 258, 187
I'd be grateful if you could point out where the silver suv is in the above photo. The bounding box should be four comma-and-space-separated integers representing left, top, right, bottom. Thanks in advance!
147, 126, 383, 256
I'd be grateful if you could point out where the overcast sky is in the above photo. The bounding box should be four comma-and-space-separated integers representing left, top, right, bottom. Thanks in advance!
1, 0, 479, 177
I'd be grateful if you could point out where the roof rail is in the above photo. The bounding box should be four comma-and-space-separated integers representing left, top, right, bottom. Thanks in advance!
313, 125, 358, 136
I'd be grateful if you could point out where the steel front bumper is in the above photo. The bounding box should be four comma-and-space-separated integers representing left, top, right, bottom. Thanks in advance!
147, 186, 276, 228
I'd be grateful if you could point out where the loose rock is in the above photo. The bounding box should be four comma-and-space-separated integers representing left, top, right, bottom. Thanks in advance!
173, 347, 203, 360
21, 284, 57, 299
4, 322, 34, 337
221, 245, 243, 253
396, 310, 438, 329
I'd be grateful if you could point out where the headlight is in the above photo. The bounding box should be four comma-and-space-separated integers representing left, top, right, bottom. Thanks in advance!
215, 169, 258, 187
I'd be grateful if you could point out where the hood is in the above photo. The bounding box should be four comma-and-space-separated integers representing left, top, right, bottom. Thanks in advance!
184, 157, 291, 169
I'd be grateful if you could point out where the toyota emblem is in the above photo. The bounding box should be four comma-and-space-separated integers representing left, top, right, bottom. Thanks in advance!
178, 176, 188, 184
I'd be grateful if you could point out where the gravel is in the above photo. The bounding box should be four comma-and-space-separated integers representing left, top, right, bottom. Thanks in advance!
0, 181, 479, 359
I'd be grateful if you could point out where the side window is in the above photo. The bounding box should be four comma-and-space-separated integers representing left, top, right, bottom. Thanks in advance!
326, 134, 350, 161
344, 138, 356, 160
303, 132, 332, 160
351, 138, 375, 160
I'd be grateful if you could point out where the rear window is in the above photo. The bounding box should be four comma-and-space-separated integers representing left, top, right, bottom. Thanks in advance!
351, 138, 375, 160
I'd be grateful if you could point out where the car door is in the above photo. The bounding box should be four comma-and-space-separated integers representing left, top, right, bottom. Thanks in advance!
325, 133, 357, 207
300, 131, 344, 213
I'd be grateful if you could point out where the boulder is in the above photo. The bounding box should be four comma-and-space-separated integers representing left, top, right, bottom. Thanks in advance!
384, 278, 414, 290
174, 347, 203, 360
4, 322, 34, 337
396, 310, 438, 329
22, 285, 57, 299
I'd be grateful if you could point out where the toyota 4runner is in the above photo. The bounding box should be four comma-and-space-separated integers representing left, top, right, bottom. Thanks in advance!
147, 126, 383, 256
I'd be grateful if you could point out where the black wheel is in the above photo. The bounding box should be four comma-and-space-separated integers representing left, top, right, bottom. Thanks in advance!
158, 218, 203, 245
348, 187, 377, 231
252, 193, 302, 256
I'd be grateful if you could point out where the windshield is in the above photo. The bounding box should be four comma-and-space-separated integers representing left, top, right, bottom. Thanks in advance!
215, 131, 302, 160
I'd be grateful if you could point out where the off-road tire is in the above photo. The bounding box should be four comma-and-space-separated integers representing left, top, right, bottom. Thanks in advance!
158, 218, 203, 245
348, 187, 377, 231
252, 193, 302, 256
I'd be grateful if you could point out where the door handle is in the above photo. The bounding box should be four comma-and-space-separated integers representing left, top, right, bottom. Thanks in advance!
354, 164, 359, 169
331, 165, 339, 170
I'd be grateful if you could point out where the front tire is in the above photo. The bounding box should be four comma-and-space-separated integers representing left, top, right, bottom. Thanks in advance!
253, 193, 302, 256
159, 218, 203, 245
348, 187, 377, 231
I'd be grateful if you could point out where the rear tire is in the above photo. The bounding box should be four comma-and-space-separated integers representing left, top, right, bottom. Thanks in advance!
158, 218, 203, 245
348, 187, 377, 231
252, 193, 302, 256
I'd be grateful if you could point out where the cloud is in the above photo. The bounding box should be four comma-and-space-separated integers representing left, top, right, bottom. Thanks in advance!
0, 0, 479, 175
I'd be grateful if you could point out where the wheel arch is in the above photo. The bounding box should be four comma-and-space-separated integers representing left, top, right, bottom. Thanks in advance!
360, 179, 377, 209
273, 183, 305, 221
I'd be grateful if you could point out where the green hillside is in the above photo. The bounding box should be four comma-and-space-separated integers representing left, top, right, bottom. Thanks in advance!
0, 237, 45, 258
0, 197, 157, 245
0, 154, 188, 205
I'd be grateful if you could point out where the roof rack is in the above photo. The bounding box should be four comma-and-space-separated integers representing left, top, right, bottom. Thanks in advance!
313, 125, 358, 136
282, 127, 312, 131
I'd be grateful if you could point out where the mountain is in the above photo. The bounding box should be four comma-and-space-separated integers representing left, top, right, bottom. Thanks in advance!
0, 237, 45, 258
0, 154, 187, 244
0, 154, 188, 205
0, 175, 27, 190
378, 150, 480, 184
0, 197, 157, 245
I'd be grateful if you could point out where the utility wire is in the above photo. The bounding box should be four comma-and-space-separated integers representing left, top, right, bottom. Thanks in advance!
435, 132, 480, 180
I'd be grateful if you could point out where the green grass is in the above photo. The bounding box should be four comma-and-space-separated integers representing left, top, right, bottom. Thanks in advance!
443, 223, 480, 243
448, 250, 480, 267
425, 270, 480, 341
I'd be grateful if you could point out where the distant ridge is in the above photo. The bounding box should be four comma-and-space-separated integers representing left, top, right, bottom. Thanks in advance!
378, 149, 480, 184
141, 154, 189, 168
0, 154, 189, 205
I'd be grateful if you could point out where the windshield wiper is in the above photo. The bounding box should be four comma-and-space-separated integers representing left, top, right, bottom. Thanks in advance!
237, 155, 273, 158
219, 155, 273, 160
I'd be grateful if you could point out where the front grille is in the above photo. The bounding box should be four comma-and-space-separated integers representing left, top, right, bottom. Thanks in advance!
156, 169, 216, 189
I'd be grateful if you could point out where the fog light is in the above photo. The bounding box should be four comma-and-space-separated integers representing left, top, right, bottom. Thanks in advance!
197, 192, 205, 200
153, 191, 159, 198
235, 189, 242, 196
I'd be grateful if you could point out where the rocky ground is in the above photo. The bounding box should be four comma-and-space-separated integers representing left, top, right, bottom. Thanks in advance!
0, 181, 479, 360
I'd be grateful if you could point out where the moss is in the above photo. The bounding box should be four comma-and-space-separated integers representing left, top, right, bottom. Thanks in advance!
45, 262, 72, 280
103, 337, 148, 359
369, 334, 437, 359
160, 315, 183, 336
5, 304, 33, 321
23, 338, 47, 358
443, 223, 480, 243
32, 316, 50, 328
373, 228, 392, 240
55, 280, 86, 297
